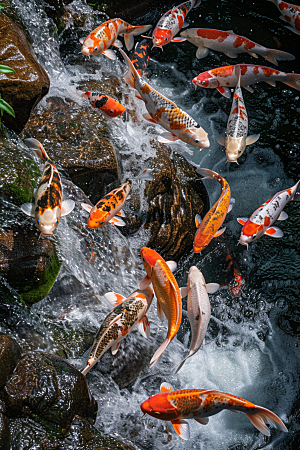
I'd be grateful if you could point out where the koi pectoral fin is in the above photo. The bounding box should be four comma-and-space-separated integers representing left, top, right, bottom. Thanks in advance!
277, 211, 288, 221
20, 202, 35, 217
237, 217, 248, 226
217, 135, 226, 146
195, 417, 209, 425
171, 419, 190, 440
142, 113, 157, 124
111, 341, 121, 355
166, 260, 177, 272
102, 49, 117, 60
138, 315, 150, 338
180, 286, 188, 298
160, 382, 173, 393
157, 132, 179, 143
246, 134, 260, 146
81, 203, 93, 213
206, 283, 220, 294
213, 227, 226, 238
104, 292, 126, 305
61, 199, 75, 216
109, 216, 126, 226
265, 226, 283, 238
216, 86, 231, 98
139, 275, 151, 290
171, 37, 186, 42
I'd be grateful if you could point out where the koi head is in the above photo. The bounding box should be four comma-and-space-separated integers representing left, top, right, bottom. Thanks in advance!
192, 72, 218, 89
35, 207, 60, 236
179, 127, 210, 149
140, 393, 178, 421
225, 136, 246, 162
140, 247, 160, 277
80, 35, 102, 56
239, 222, 262, 247
188, 266, 205, 287
97, 97, 126, 118
193, 232, 212, 254
152, 28, 172, 48
87, 210, 109, 229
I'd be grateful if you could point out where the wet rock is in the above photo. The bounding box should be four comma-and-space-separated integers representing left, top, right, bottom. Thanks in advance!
0, 334, 22, 390
0, 403, 10, 450
144, 144, 209, 261
2, 352, 97, 435
23, 89, 120, 205
0, 13, 50, 133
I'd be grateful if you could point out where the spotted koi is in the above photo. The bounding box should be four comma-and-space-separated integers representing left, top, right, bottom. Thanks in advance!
119, 48, 209, 148
180, 28, 295, 65
140, 247, 181, 367
141, 382, 288, 440
193, 63, 300, 98
131, 39, 153, 76
80, 18, 152, 58
193, 168, 232, 253
237, 180, 300, 248
152, 0, 201, 49
20, 138, 75, 236
79, 91, 126, 118
268, 0, 300, 35
81, 286, 154, 375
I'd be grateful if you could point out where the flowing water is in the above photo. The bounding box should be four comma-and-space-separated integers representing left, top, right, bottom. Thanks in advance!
1, 0, 300, 448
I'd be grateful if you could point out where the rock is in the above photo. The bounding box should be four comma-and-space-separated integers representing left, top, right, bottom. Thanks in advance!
0, 334, 22, 390
2, 352, 97, 435
0, 403, 10, 450
0, 13, 50, 133
144, 144, 209, 261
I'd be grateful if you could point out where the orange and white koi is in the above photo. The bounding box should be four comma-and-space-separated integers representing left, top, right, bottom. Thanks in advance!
119, 48, 209, 148
152, 0, 201, 49
82, 286, 154, 376
131, 39, 153, 76
81, 169, 153, 229
180, 28, 295, 65
141, 382, 288, 440
176, 267, 219, 373
193, 64, 300, 98
80, 18, 152, 58
237, 180, 300, 248
140, 247, 181, 367
193, 168, 232, 253
20, 138, 75, 236
268, 0, 300, 35
79, 91, 126, 118
217, 67, 260, 163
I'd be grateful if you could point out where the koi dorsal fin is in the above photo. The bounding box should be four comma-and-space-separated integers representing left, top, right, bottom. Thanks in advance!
160, 382, 173, 393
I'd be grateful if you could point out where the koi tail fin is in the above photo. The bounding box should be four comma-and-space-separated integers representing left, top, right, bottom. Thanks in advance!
124, 24, 152, 51
283, 73, 300, 92
119, 48, 140, 90
81, 365, 90, 376
24, 138, 49, 161
175, 352, 194, 373
263, 49, 295, 66
245, 406, 288, 436
135, 168, 154, 181
196, 167, 218, 180
194, 0, 202, 7
150, 337, 170, 368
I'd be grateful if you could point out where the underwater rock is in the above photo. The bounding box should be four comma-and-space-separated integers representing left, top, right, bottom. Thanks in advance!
144, 144, 209, 261
23, 91, 120, 205
2, 351, 97, 435
0, 13, 50, 133
0, 334, 22, 390
0, 405, 10, 450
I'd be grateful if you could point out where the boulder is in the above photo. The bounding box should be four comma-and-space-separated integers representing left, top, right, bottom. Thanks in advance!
0, 334, 22, 390
0, 404, 10, 450
0, 13, 50, 133
144, 144, 209, 261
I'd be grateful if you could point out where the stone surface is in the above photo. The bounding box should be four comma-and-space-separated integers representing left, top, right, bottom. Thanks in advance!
0, 334, 22, 390
144, 144, 209, 261
0, 408, 10, 450
0, 13, 50, 133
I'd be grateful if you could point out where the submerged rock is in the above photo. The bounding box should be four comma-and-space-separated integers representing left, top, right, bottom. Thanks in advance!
0, 13, 50, 133
0, 334, 22, 390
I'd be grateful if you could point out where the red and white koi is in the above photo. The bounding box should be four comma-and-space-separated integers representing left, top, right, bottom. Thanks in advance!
82, 286, 154, 375
79, 91, 126, 118
151, 0, 201, 49
193, 64, 300, 98
180, 28, 295, 65
176, 266, 219, 373
217, 67, 260, 163
268, 0, 300, 35
193, 168, 232, 253
80, 18, 152, 58
20, 138, 75, 236
237, 180, 300, 248
141, 382, 288, 440
81, 169, 153, 229
119, 48, 209, 148
140, 247, 181, 367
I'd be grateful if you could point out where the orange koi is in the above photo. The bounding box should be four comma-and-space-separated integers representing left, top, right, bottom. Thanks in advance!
140, 247, 181, 367
193, 168, 232, 253
80, 18, 152, 58
79, 91, 126, 118
141, 382, 288, 440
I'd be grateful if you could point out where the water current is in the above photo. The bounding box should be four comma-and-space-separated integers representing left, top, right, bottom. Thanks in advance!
2, 0, 300, 448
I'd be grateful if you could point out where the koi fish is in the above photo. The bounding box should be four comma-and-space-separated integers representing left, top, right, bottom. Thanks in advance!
222, 250, 245, 296
152, 0, 201, 49
140, 382, 288, 440
80, 18, 152, 58
139, 247, 181, 367
176, 267, 219, 373
131, 39, 153, 76
217, 67, 260, 163
180, 28, 295, 65
237, 180, 300, 248
119, 48, 209, 148
79, 91, 126, 118
268, 0, 300, 35
81, 169, 154, 229
193, 64, 300, 98
20, 138, 75, 236
193, 168, 232, 253
82, 286, 154, 375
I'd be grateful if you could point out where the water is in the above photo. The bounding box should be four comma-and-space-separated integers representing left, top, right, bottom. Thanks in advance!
1, 0, 300, 448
